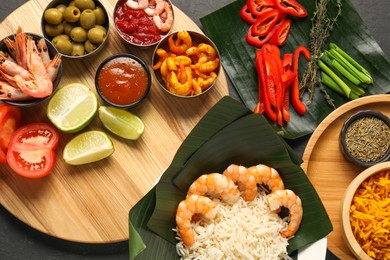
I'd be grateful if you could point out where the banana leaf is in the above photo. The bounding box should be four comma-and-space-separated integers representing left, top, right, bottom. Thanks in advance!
129, 96, 332, 259
200, 0, 390, 139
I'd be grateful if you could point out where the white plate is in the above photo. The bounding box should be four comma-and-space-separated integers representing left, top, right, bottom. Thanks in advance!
298, 237, 328, 260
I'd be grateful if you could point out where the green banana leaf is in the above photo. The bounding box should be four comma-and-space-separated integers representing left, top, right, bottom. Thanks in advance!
129, 96, 332, 259
200, 0, 390, 139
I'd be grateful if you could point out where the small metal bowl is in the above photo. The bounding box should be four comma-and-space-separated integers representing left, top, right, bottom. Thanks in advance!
95, 53, 151, 109
41, 0, 110, 59
0, 32, 63, 107
151, 30, 221, 98
340, 110, 390, 168
341, 161, 390, 260
113, 0, 174, 48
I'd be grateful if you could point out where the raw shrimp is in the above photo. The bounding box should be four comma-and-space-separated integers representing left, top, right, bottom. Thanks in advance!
176, 194, 219, 248
223, 164, 258, 201
187, 173, 240, 204
247, 164, 285, 193
0, 80, 31, 100
126, 0, 149, 9
145, 0, 165, 15
267, 189, 303, 238
153, 2, 173, 33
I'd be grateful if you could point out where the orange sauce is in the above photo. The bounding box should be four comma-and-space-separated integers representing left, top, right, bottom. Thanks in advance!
98, 57, 148, 105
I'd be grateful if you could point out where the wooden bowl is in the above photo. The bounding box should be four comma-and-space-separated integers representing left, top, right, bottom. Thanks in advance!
340, 161, 390, 260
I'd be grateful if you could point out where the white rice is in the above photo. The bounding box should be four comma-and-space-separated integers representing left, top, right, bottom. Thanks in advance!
174, 191, 291, 260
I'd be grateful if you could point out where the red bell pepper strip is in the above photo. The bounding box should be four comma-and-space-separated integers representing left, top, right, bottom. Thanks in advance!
292, 45, 310, 115
250, 9, 280, 36
269, 18, 292, 46
247, 0, 275, 17
246, 19, 282, 48
240, 4, 257, 24
254, 51, 265, 114
274, 0, 308, 18
283, 53, 293, 70
254, 49, 277, 122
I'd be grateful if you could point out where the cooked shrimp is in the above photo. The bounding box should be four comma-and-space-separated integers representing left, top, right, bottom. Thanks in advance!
145, 0, 165, 15
176, 194, 219, 248
3, 38, 17, 60
0, 80, 31, 101
223, 164, 258, 201
153, 48, 169, 70
197, 71, 217, 90
37, 39, 51, 65
126, 0, 149, 9
197, 43, 217, 62
267, 189, 303, 238
168, 31, 192, 55
166, 68, 192, 96
15, 27, 28, 70
195, 58, 220, 74
45, 54, 62, 82
247, 164, 285, 193
187, 173, 240, 204
153, 2, 173, 33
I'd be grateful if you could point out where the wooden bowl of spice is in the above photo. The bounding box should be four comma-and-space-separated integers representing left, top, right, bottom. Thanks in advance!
341, 161, 390, 260
340, 110, 390, 168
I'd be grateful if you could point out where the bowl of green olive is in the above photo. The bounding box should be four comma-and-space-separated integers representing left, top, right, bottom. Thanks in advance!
41, 0, 109, 58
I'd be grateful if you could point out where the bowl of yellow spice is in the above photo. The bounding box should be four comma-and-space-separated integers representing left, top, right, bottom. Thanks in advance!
341, 161, 390, 260
340, 110, 390, 168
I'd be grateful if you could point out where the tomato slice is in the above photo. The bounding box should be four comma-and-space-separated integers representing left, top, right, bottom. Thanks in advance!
0, 104, 22, 163
7, 123, 59, 178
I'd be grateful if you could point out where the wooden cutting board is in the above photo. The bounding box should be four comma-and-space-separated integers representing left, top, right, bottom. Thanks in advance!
301, 94, 390, 260
0, 0, 229, 243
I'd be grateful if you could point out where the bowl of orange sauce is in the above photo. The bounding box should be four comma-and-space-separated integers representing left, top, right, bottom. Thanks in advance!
95, 53, 151, 109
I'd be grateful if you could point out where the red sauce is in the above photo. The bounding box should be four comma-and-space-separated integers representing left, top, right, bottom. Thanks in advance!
114, 0, 162, 45
98, 57, 148, 105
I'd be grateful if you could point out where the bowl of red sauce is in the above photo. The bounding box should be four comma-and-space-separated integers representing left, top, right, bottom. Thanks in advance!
113, 0, 174, 47
95, 53, 151, 109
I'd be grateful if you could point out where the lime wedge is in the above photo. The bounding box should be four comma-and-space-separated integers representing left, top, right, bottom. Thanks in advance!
98, 106, 145, 140
63, 131, 114, 165
47, 83, 98, 133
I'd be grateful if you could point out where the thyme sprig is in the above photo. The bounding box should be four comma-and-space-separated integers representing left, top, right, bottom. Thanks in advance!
300, 0, 342, 106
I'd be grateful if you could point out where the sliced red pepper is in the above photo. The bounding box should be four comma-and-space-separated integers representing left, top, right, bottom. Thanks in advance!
292, 45, 310, 115
247, 0, 275, 17
254, 50, 277, 122
251, 9, 280, 36
246, 19, 282, 48
254, 51, 265, 114
282, 85, 291, 122
269, 18, 292, 46
240, 4, 257, 24
274, 0, 307, 18
283, 53, 293, 70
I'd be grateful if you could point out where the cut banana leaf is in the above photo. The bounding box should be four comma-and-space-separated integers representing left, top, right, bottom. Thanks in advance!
129, 96, 332, 259
200, 0, 390, 139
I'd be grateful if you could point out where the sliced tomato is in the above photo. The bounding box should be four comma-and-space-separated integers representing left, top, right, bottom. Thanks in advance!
7, 123, 59, 178
0, 104, 22, 163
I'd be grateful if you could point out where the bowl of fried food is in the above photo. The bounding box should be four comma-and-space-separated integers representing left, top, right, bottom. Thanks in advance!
0, 28, 62, 107
113, 0, 174, 48
41, 0, 109, 58
341, 161, 390, 260
152, 30, 221, 97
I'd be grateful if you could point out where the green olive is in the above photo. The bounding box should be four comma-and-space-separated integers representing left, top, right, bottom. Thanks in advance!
63, 6, 81, 23
70, 27, 88, 42
84, 40, 98, 53
93, 6, 106, 25
87, 27, 106, 45
52, 34, 70, 43
52, 37, 73, 55
45, 23, 64, 37
75, 0, 96, 11
80, 9, 96, 30
63, 21, 77, 35
55, 4, 67, 14
71, 42, 85, 56
44, 8, 63, 25
93, 25, 107, 34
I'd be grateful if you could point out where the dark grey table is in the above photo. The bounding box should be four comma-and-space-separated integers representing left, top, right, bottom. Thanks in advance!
1, 0, 389, 259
